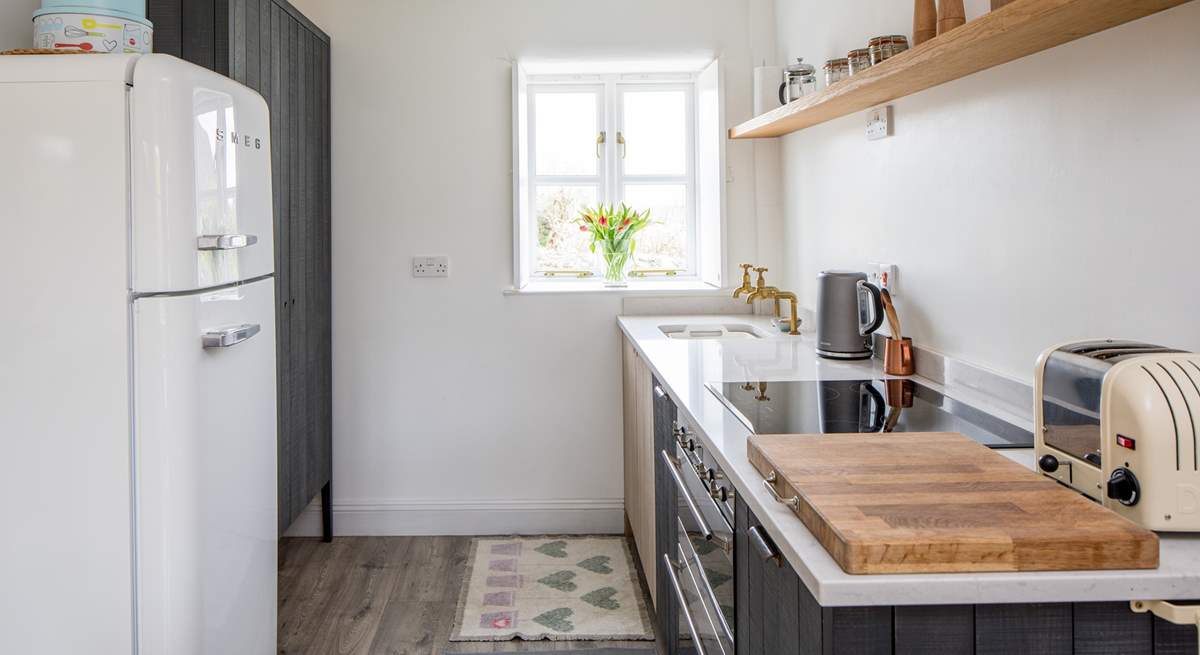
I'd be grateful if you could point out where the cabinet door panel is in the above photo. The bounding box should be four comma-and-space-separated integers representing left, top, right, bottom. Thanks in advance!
147, 0, 332, 536
653, 378, 678, 654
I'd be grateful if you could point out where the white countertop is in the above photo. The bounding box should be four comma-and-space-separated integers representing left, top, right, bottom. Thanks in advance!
618, 314, 1200, 607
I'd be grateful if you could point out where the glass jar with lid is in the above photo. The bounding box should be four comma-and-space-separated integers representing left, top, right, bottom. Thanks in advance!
868, 35, 911, 65
823, 58, 850, 87
847, 48, 872, 76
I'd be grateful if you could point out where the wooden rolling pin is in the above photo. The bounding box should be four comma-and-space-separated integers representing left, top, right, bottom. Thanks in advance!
913, 0, 937, 46
938, 0, 966, 34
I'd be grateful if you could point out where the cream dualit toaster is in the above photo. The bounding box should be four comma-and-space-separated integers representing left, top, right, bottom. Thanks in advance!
1035, 340, 1200, 531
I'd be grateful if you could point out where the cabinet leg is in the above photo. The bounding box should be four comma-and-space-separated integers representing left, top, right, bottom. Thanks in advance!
321, 481, 333, 543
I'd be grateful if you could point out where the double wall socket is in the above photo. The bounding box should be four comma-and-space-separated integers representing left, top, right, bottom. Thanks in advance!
868, 262, 898, 295
413, 255, 449, 277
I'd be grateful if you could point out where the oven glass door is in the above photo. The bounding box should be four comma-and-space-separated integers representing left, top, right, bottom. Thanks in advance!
674, 445, 735, 650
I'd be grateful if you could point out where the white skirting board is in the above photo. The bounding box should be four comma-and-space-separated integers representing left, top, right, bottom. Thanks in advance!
282, 498, 626, 537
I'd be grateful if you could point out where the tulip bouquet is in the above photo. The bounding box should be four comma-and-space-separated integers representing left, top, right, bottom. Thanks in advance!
577, 203, 652, 286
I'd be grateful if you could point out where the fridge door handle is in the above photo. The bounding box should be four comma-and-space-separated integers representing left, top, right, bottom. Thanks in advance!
197, 234, 259, 251
202, 324, 262, 349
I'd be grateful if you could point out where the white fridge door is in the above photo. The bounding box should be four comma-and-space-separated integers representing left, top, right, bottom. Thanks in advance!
131, 54, 274, 293
134, 276, 277, 655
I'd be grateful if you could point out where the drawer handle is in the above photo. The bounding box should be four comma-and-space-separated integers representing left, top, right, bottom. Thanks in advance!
202, 323, 261, 349
748, 525, 781, 567
762, 471, 801, 511
663, 554, 708, 655
197, 233, 259, 251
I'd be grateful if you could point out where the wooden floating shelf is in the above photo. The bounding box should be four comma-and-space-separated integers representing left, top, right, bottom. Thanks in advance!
729, 0, 1192, 139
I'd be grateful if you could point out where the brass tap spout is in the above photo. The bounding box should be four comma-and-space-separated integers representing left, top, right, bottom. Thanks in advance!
745, 286, 778, 304
772, 290, 801, 335
732, 264, 755, 298
745, 267, 777, 308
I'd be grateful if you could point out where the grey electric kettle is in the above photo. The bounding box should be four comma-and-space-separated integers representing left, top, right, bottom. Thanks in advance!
816, 270, 884, 360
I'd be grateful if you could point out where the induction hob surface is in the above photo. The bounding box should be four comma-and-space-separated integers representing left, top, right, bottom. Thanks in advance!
706, 379, 1033, 449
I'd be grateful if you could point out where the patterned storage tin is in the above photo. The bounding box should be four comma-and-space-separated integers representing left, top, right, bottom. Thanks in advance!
32, 11, 152, 54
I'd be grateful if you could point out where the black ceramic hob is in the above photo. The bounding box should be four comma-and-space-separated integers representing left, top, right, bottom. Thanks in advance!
706, 378, 1033, 449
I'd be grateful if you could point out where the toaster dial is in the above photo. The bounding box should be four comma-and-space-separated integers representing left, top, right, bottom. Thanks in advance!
1106, 468, 1141, 507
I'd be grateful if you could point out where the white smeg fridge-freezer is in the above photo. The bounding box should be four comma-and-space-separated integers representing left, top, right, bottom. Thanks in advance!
0, 54, 278, 654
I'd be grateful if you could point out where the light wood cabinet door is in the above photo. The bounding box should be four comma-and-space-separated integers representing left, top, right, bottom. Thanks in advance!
622, 337, 656, 604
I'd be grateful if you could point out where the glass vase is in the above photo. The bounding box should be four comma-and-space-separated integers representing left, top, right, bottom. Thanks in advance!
601, 247, 632, 287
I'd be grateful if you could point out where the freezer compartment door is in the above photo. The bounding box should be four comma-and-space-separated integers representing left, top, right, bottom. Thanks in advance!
131, 54, 274, 293
134, 277, 277, 654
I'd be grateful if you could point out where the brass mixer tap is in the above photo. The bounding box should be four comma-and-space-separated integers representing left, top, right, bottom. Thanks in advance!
732, 264, 755, 298
743, 267, 801, 335
744, 267, 778, 304
771, 290, 801, 336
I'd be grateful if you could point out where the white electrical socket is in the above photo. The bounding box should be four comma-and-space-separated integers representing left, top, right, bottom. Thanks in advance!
413, 255, 449, 278
866, 105, 892, 141
868, 262, 898, 296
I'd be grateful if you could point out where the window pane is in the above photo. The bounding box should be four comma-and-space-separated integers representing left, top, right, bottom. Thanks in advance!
622, 90, 687, 176
535, 186, 598, 272
623, 184, 687, 271
534, 92, 598, 176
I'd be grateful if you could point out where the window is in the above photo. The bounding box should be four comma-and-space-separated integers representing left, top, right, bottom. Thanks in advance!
513, 62, 724, 289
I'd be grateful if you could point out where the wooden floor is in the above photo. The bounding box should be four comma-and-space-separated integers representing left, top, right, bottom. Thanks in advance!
279, 536, 657, 655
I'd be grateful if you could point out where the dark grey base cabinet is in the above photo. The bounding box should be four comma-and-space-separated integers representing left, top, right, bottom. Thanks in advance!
652, 375, 680, 655
148, 0, 333, 538
734, 497, 1197, 655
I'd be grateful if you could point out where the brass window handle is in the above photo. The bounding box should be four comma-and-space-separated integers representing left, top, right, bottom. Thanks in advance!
617, 131, 626, 159
596, 130, 606, 158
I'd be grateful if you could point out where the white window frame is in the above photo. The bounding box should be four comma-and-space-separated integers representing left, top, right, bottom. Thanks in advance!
512, 62, 725, 290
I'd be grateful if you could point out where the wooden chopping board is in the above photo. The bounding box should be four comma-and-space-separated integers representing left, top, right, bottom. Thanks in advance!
748, 432, 1159, 574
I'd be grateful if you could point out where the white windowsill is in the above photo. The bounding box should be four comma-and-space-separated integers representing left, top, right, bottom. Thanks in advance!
503, 279, 723, 296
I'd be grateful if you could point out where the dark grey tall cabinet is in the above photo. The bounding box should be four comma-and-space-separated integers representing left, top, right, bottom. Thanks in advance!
148, 0, 333, 540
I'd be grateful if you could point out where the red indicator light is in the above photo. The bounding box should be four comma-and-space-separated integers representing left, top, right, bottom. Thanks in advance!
1116, 434, 1136, 450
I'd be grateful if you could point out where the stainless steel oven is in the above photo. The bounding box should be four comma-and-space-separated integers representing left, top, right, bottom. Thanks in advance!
660, 421, 735, 655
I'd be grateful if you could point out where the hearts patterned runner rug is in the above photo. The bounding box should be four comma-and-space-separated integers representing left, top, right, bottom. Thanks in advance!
449, 536, 654, 642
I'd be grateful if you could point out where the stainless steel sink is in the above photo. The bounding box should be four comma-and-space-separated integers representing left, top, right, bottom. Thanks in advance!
658, 324, 768, 340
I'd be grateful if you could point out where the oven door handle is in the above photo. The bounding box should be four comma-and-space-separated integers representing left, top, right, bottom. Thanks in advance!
661, 448, 714, 542
663, 553, 708, 655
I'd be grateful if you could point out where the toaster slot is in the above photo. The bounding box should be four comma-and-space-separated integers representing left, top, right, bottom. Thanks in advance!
1142, 363, 1200, 472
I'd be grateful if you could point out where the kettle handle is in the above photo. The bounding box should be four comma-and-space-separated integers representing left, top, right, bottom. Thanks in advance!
857, 280, 884, 336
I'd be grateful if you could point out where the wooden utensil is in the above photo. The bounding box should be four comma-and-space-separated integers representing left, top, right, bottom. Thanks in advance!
880, 288, 901, 338
748, 432, 1159, 574
913, 0, 938, 45
937, 0, 966, 35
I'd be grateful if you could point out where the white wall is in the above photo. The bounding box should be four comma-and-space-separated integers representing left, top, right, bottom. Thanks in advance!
772, 1, 1200, 382
1, 1, 40, 50
283, 0, 769, 534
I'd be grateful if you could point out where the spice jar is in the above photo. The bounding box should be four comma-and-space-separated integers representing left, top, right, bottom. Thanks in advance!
847, 48, 872, 76
868, 35, 910, 65
823, 58, 850, 87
